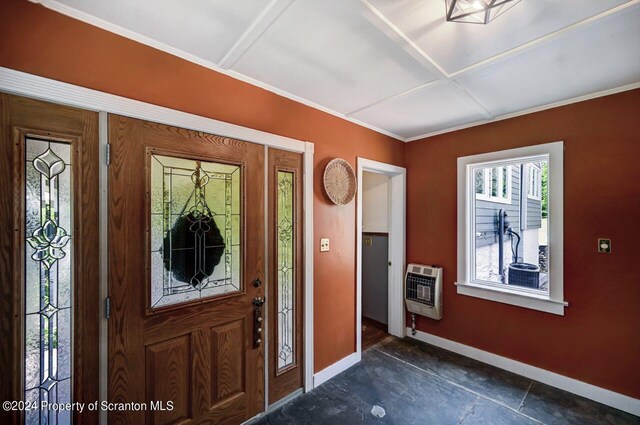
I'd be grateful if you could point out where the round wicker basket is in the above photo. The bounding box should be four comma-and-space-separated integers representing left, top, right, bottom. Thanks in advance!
323, 158, 356, 205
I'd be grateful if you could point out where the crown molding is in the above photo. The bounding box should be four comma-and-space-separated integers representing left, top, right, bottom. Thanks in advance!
28, 0, 639, 144
30, 0, 406, 142
405, 82, 640, 142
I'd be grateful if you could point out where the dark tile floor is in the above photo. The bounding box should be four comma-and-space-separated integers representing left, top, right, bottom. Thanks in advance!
253, 337, 640, 425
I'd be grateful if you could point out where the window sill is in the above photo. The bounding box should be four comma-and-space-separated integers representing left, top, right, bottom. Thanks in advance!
476, 195, 512, 204
455, 281, 567, 315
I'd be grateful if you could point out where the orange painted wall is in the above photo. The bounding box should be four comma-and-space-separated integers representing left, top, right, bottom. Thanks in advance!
406, 89, 640, 398
0, 0, 405, 373
2, 0, 638, 398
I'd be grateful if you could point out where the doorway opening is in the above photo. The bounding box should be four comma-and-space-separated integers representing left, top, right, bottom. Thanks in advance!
361, 172, 391, 349
356, 158, 406, 356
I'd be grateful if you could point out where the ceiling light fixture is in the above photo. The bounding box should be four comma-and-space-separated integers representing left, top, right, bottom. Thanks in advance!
445, 0, 521, 24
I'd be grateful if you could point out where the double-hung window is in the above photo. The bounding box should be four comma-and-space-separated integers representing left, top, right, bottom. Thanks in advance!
528, 163, 542, 200
475, 166, 512, 203
456, 142, 566, 315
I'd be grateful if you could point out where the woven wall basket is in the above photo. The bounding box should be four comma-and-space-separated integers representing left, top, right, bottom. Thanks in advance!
323, 158, 357, 205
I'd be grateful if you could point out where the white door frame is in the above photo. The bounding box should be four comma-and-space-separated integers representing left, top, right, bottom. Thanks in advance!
0, 67, 315, 424
356, 158, 406, 357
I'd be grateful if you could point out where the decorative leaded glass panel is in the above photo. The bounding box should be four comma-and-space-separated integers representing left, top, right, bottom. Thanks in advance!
276, 171, 295, 371
24, 138, 73, 425
150, 154, 242, 309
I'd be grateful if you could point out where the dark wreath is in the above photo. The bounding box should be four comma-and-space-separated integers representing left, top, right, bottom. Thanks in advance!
162, 164, 226, 287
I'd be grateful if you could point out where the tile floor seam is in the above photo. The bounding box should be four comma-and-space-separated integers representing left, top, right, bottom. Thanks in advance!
518, 381, 534, 412
372, 348, 546, 425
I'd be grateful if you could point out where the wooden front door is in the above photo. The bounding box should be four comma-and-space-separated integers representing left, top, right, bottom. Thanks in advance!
267, 149, 303, 404
0, 93, 100, 424
108, 116, 265, 424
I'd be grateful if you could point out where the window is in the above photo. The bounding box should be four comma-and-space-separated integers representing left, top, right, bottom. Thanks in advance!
456, 142, 566, 315
276, 171, 295, 371
149, 154, 242, 310
25, 138, 73, 424
475, 165, 512, 203
528, 163, 542, 200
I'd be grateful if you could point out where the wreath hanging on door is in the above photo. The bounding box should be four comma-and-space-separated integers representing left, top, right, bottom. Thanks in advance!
163, 162, 225, 287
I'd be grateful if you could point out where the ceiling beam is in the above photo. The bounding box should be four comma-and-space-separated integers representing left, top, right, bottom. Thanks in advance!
358, 0, 495, 119
346, 80, 444, 117
360, 0, 449, 80
354, 0, 639, 124
218, 0, 294, 69
448, 0, 640, 78
405, 81, 640, 142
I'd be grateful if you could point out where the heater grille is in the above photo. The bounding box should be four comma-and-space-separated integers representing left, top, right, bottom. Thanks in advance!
406, 273, 435, 306
405, 264, 443, 320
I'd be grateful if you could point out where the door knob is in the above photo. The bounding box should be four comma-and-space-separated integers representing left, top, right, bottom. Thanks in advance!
253, 278, 262, 288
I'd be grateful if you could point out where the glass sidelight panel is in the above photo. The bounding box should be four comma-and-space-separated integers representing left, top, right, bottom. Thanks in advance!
150, 154, 242, 309
24, 138, 73, 425
276, 171, 295, 371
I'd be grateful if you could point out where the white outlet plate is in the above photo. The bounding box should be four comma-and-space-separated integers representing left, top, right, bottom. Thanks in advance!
320, 238, 330, 252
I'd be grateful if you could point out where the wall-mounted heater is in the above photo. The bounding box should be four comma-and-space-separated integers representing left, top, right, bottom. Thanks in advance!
405, 264, 443, 334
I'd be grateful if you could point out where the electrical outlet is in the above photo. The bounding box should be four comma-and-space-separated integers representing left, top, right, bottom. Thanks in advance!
598, 238, 611, 254
320, 238, 330, 252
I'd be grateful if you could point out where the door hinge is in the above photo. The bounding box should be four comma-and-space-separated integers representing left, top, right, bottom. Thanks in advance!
105, 296, 111, 319
105, 144, 111, 166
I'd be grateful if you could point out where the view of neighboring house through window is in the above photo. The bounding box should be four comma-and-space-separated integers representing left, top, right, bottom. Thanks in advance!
472, 159, 548, 292
528, 163, 542, 200
457, 142, 564, 315
475, 165, 511, 203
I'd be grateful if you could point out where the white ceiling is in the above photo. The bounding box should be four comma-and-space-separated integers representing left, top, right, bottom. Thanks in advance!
37, 0, 640, 141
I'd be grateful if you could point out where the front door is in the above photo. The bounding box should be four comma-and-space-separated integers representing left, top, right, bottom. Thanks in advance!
108, 116, 265, 424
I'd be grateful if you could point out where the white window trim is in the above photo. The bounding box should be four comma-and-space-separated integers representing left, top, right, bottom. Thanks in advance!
528, 163, 542, 200
456, 141, 566, 315
475, 165, 512, 204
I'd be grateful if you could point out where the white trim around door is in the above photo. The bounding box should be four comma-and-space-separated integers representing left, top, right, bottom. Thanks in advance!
0, 67, 316, 419
310, 158, 406, 389
357, 158, 407, 352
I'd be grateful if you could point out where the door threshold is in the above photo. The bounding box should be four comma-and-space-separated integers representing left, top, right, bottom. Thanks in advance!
243, 388, 304, 424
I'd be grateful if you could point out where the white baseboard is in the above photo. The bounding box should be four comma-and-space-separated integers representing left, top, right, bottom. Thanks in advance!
313, 352, 361, 388
407, 328, 640, 417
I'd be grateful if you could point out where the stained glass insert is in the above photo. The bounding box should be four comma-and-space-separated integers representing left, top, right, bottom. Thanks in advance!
24, 138, 73, 425
150, 154, 242, 309
276, 171, 295, 371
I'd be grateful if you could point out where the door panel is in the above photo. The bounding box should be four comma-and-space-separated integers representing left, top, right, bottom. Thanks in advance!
108, 116, 264, 425
211, 320, 245, 403
267, 148, 303, 404
0, 93, 100, 425
145, 336, 191, 425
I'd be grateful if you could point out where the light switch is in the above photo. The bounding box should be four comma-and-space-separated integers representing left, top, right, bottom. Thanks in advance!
598, 238, 611, 254
320, 238, 330, 252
